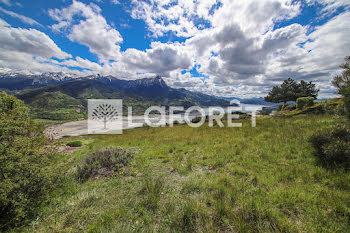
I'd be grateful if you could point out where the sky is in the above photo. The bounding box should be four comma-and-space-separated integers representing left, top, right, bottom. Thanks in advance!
0, 0, 349, 98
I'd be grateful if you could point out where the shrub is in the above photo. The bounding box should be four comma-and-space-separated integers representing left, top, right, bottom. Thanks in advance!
191, 116, 203, 123
260, 110, 270, 116
309, 124, 350, 169
296, 97, 314, 110
284, 103, 296, 111
278, 103, 294, 111
76, 147, 134, 182
342, 85, 350, 119
66, 140, 82, 147
0, 92, 53, 230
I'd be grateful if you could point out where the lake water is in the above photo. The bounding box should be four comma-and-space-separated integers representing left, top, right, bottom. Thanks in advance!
48, 104, 268, 138
202, 104, 267, 114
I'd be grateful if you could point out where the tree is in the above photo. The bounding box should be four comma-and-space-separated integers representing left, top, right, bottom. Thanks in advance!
332, 56, 350, 119
265, 78, 299, 104
297, 80, 319, 99
265, 78, 319, 106
0, 92, 52, 229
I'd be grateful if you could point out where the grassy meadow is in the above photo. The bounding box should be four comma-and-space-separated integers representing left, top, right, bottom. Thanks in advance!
15, 115, 350, 232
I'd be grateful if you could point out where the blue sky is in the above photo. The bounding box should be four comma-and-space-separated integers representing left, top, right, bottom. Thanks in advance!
0, 0, 349, 98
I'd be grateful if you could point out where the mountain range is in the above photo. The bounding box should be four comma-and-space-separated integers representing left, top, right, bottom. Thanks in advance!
0, 72, 233, 120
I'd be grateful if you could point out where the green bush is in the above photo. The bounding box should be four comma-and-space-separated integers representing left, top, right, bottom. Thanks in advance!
66, 140, 82, 147
342, 85, 350, 119
0, 92, 53, 230
296, 97, 314, 110
191, 116, 203, 123
284, 103, 296, 111
309, 124, 350, 169
76, 147, 134, 182
278, 103, 294, 111
260, 110, 270, 116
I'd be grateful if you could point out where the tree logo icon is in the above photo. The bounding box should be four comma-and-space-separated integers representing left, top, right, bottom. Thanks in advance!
91, 103, 119, 129
88, 99, 123, 134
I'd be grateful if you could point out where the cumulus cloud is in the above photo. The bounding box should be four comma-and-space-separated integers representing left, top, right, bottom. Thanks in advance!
0, 21, 77, 74
1, 0, 349, 98
130, 0, 219, 37
263, 11, 350, 97
0, 26, 71, 59
122, 42, 193, 76
49, 0, 123, 61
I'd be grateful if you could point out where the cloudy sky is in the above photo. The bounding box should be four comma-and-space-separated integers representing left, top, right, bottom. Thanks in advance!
0, 0, 349, 98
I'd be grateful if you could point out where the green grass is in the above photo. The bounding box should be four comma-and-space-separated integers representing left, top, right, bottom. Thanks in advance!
15, 115, 350, 232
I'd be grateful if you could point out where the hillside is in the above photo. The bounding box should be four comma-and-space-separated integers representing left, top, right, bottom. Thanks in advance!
15, 115, 350, 232
12, 76, 230, 120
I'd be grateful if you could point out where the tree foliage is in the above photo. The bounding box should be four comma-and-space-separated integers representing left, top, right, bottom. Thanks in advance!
0, 92, 52, 230
332, 56, 350, 119
296, 97, 315, 110
265, 78, 319, 104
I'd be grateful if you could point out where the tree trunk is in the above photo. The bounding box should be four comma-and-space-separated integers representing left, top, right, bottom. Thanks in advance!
281, 101, 286, 111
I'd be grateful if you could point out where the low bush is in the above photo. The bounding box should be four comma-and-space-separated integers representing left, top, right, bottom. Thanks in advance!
260, 110, 270, 116
278, 103, 295, 111
76, 147, 134, 182
66, 140, 82, 147
342, 85, 350, 119
284, 103, 296, 111
191, 116, 203, 123
309, 124, 350, 169
296, 97, 314, 110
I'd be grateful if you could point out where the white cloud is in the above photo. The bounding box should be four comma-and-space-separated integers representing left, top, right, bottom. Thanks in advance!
127, 0, 348, 98
0, 0, 11, 7
0, 26, 71, 59
0, 6, 42, 26
130, 0, 217, 37
111, 0, 120, 4
0, 17, 8, 26
1, 0, 349, 99
0, 21, 77, 74
307, 0, 350, 14
263, 12, 350, 97
121, 42, 193, 76
49, 0, 123, 61
60, 56, 103, 71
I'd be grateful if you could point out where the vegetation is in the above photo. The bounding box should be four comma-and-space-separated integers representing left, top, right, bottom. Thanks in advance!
2, 58, 350, 232
284, 103, 296, 111
309, 56, 350, 171
0, 92, 54, 230
309, 124, 350, 169
76, 147, 134, 183
265, 78, 319, 106
332, 56, 350, 119
66, 141, 83, 147
12, 78, 231, 121
8, 114, 349, 232
296, 97, 315, 110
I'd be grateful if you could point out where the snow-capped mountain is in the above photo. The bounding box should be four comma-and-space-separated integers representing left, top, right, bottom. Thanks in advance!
0, 71, 78, 90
